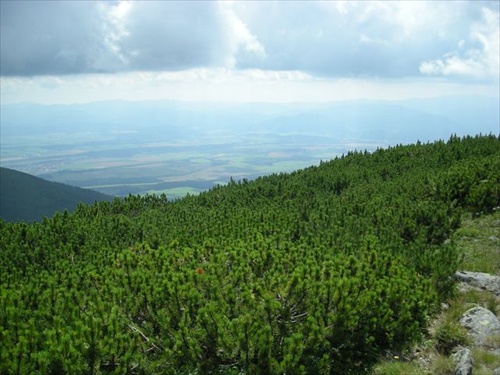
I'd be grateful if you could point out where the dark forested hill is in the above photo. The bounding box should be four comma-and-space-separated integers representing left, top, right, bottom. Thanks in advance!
0, 167, 114, 222
0, 135, 499, 374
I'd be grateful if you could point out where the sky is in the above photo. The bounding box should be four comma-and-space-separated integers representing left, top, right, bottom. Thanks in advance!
1, 0, 499, 104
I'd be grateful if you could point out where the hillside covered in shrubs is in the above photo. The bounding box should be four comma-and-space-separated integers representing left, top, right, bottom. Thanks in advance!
0, 167, 113, 222
1, 134, 499, 374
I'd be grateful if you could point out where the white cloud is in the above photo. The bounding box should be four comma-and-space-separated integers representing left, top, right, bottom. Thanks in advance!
230, 1, 491, 78
420, 7, 500, 79
98, 1, 131, 67
220, 5, 266, 68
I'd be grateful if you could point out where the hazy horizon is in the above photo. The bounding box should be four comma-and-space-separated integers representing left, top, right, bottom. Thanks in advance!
2, 95, 498, 198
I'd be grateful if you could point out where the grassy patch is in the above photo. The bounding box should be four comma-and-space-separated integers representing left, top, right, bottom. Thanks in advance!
441, 288, 500, 326
454, 210, 500, 274
433, 321, 471, 355
372, 360, 425, 375
430, 354, 455, 375
472, 348, 500, 374
147, 187, 202, 200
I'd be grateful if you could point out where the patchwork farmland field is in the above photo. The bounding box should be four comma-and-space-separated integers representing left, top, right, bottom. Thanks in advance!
1, 128, 356, 199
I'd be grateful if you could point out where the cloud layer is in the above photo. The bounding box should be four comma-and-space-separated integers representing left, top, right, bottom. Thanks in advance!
1, 1, 498, 80
419, 7, 500, 79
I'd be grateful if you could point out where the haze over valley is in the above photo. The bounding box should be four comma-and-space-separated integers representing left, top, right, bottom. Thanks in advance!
2, 95, 498, 198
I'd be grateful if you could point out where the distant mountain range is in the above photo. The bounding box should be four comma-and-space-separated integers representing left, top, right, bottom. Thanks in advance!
0, 167, 113, 222
2, 95, 499, 142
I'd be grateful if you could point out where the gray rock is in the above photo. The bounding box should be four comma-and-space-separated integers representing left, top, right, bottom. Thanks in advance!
451, 347, 473, 375
459, 306, 500, 347
494, 367, 500, 375
455, 271, 500, 296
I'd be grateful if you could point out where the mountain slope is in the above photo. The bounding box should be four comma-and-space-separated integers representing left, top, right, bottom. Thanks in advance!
0, 167, 114, 222
0, 135, 498, 374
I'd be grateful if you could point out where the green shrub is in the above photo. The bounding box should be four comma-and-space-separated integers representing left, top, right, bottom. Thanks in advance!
1, 135, 498, 374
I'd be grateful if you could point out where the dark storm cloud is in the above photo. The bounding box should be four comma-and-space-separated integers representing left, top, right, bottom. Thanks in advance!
0, 1, 111, 76
0, 1, 231, 76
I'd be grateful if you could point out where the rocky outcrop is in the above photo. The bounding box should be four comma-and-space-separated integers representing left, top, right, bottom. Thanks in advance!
455, 271, 500, 296
451, 347, 473, 375
417, 270, 500, 373
459, 306, 500, 347
454, 272, 500, 374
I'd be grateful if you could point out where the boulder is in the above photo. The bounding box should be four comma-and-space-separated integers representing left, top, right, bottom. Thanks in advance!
455, 271, 500, 296
459, 306, 500, 347
451, 347, 473, 375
